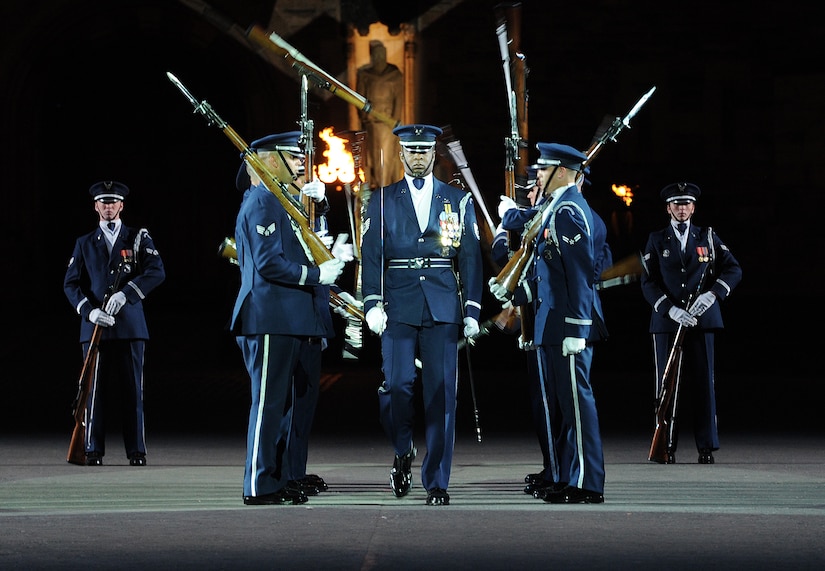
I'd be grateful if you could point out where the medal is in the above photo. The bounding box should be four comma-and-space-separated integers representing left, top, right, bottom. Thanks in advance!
696, 246, 709, 263
439, 202, 460, 248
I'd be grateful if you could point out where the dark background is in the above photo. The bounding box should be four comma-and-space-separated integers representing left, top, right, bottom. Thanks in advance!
1, 1, 822, 438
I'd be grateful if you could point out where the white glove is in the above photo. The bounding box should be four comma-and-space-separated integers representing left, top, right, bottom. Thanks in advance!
463, 317, 480, 338
331, 233, 354, 262
689, 291, 716, 317
317, 229, 334, 249
318, 258, 344, 285
488, 277, 512, 302
562, 337, 586, 356
337, 290, 363, 308
301, 180, 326, 203
498, 195, 518, 219
104, 291, 127, 315
89, 308, 115, 327
366, 306, 388, 335
333, 291, 363, 317
668, 306, 697, 328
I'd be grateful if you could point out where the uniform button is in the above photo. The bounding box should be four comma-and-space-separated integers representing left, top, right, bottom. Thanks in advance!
681, 268, 686, 273
419, 276, 425, 281
418, 238, 424, 242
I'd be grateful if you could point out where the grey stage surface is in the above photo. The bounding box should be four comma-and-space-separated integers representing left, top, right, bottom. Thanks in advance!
2, 430, 824, 570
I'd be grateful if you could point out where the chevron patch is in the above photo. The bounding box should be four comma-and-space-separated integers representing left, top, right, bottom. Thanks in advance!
256, 222, 276, 237
562, 233, 582, 245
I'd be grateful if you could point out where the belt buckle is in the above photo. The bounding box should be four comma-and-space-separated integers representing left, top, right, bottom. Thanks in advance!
411, 257, 425, 269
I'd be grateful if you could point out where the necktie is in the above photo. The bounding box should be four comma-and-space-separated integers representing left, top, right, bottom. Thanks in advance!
413, 178, 424, 189
677, 222, 686, 235
108, 222, 116, 232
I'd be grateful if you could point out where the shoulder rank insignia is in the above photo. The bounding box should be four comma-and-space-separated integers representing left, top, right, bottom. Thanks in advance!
256, 222, 276, 237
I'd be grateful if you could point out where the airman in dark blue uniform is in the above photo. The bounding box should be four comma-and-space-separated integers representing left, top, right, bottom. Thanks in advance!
64, 181, 165, 466
495, 165, 613, 499
361, 124, 483, 506
490, 143, 608, 503
641, 182, 742, 464
231, 132, 349, 505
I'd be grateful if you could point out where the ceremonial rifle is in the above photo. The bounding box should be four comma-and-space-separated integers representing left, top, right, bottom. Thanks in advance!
649, 231, 713, 463
167, 72, 333, 266
491, 86, 656, 297
244, 25, 400, 130
67, 250, 133, 465
299, 74, 316, 225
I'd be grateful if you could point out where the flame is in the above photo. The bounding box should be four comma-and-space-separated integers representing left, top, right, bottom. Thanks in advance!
317, 127, 356, 184
611, 184, 634, 207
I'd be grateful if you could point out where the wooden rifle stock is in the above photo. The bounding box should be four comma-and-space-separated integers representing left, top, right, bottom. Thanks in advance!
648, 326, 686, 463
67, 251, 132, 465
67, 324, 102, 465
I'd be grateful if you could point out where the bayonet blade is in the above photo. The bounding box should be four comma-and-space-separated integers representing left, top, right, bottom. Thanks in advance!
622, 86, 656, 128
166, 72, 199, 108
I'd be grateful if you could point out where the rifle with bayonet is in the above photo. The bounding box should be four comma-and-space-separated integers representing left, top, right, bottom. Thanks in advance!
67, 249, 133, 465
299, 74, 316, 225
166, 71, 333, 267
494, 3, 532, 339
491, 86, 656, 297
244, 26, 400, 130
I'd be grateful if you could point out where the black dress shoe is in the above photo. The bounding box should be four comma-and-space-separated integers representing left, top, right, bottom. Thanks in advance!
291, 478, 321, 496
390, 447, 416, 498
698, 449, 715, 464
524, 470, 546, 485
243, 486, 309, 505
301, 474, 328, 491
426, 487, 450, 506
129, 454, 146, 467
530, 481, 567, 499
544, 486, 604, 504
85, 453, 102, 466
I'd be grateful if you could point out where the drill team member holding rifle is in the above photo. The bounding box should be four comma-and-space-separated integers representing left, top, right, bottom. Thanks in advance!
63, 181, 165, 467
231, 132, 353, 506
641, 182, 742, 464
490, 143, 608, 504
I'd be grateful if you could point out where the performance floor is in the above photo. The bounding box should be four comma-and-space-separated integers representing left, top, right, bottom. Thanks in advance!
2, 429, 824, 570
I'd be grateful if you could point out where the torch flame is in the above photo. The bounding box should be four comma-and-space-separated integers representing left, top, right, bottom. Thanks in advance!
611, 184, 634, 207
317, 127, 356, 185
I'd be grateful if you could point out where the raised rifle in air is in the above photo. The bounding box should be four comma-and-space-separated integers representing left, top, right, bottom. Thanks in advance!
491, 86, 656, 298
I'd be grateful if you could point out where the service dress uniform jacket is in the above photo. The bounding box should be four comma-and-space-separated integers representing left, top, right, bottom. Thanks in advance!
231, 183, 333, 498
502, 197, 612, 487
641, 223, 742, 453
64, 223, 165, 458
361, 176, 483, 492
510, 184, 607, 494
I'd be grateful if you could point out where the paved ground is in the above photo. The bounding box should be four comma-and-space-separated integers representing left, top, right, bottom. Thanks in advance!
2, 429, 824, 570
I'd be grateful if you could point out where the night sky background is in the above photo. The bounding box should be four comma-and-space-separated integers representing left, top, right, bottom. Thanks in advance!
2, 1, 822, 439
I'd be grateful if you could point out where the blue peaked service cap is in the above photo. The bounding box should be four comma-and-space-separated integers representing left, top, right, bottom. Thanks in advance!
235, 131, 306, 191
393, 124, 442, 151
535, 142, 587, 171
660, 182, 701, 203
90, 180, 129, 202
